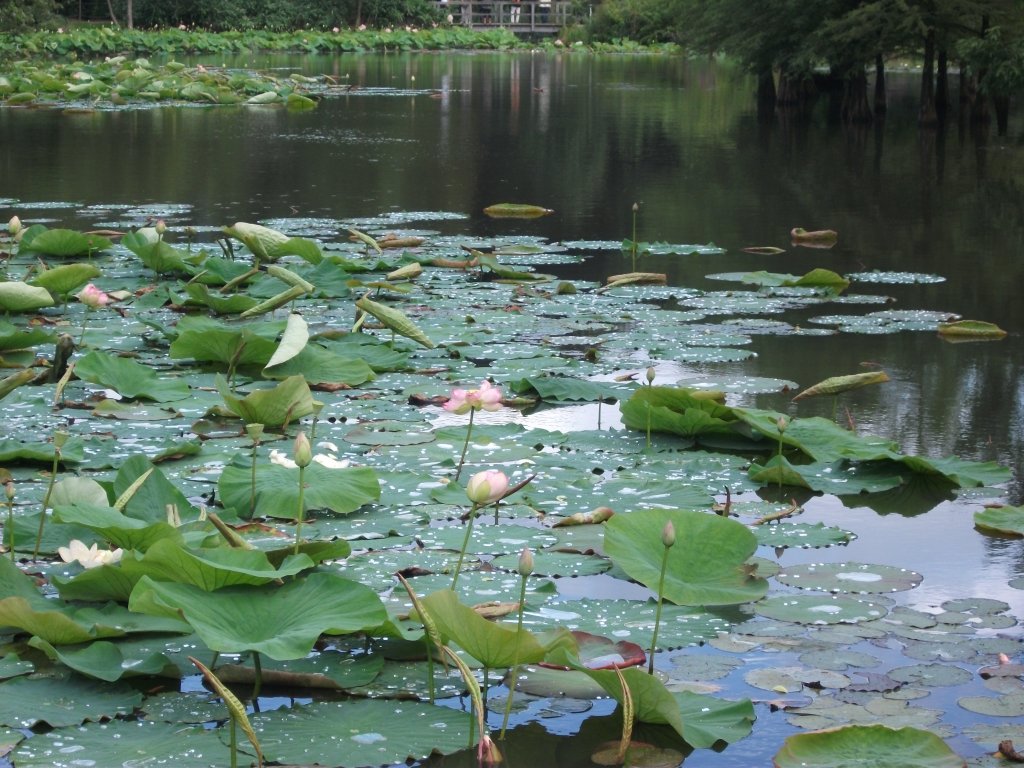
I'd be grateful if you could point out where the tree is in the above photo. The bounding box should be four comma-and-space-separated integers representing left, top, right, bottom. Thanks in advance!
0, 0, 59, 31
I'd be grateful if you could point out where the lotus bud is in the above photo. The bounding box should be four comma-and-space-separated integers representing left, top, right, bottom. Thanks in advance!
517, 547, 534, 577
661, 521, 675, 549
53, 430, 70, 450
4, 481, 13, 501
294, 431, 312, 468
646, 367, 656, 385
246, 423, 265, 443
76, 283, 110, 309
7, 216, 21, 236
155, 219, 167, 235
777, 416, 789, 434
632, 202, 639, 213
477, 733, 502, 765
466, 469, 509, 506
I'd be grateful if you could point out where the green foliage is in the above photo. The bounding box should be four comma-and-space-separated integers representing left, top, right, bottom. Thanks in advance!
0, 0, 59, 33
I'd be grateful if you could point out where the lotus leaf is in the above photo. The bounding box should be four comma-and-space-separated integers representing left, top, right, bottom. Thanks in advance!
18, 225, 112, 257
0, 281, 55, 312
216, 373, 318, 427
114, 455, 197, 523
128, 572, 387, 659
356, 295, 436, 349
0, 674, 142, 728
974, 505, 1024, 536
483, 203, 553, 218
937, 319, 1007, 339
169, 316, 282, 367
181, 283, 258, 313
773, 724, 964, 767
0, 322, 55, 351
223, 221, 322, 263
121, 229, 194, 274
27, 637, 178, 681
755, 595, 889, 625
263, 343, 376, 386
753, 522, 856, 550
792, 371, 890, 401
245, 699, 471, 766
74, 350, 190, 402
775, 562, 922, 594
419, 588, 576, 668
52, 504, 180, 551
605, 509, 767, 606
29, 262, 101, 297
10, 718, 222, 767
264, 311, 308, 368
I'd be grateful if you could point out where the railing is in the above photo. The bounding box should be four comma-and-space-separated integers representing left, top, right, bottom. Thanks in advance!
434, 1, 579, 33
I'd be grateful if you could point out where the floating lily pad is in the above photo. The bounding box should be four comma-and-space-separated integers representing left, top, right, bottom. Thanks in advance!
888, 663, 973, 688
245, 699, 471, 765
774, 562, 922, 594
848, 271, 946, 284
745, 666, 851, 693
753, 522, 856, 550
958, 693, 1024, 717
0, 674, 142, 728
974, 505, 1024, 536
490, 550, 612, 578
773, 724, 964, 767
754, 595, 889, 625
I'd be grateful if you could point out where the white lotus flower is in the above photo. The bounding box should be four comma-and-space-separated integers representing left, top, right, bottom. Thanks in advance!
58, 539, 123, 569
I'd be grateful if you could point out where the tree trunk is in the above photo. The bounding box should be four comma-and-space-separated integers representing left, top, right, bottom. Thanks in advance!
873, 53, 887, 115
935, 46, 948, 119
919, 28, 937, 126
126, 0, 133, 29
993, 94, 1009, 136
842, 69, 872, 124
105, 0, 119, 25
356, 0, 363, 26
756, 66, 776, 121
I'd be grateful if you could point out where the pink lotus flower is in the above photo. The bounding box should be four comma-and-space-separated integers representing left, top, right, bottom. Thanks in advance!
76, 283, 109, 309
444, 380, 502, 415
466, 469, 509, 505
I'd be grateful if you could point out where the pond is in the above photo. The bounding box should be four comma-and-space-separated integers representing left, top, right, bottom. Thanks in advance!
0, 51, 1022, 767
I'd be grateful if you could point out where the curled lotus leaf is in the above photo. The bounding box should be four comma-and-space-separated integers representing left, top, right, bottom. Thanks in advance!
483, 203, 554, 218
355, 295, 435, 349
937, 320, 1007, 340
792, 371, 890, 402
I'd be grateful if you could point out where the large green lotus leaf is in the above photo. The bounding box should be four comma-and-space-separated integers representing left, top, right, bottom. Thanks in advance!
126, 538, 317, 590
604, 509, 767, 606
169, 316, 281, 366
10, 718, 222, 767
128, 572, 386, 659
181, 282, 258, 314
70, 602, 191, 636
896, 454, 1011, 488
218, 459, 380, 518
27, 636, 178, 681
419, 588, 576, 668
216, 373, 317, 427
18, 226, 112, 257
0, 654, 34, 681
263, 343, 376, 386
223, 221, 289, 261
2, 512, 99, 556
775, 562, 923, 594
216, 650, 384, 691
0, 436, 84, 464
49, 476, 109, 508
0, 321, 55, 351
74, 350, 190, 402
320, 333, 411, 372
244, 699, 470, 766
510, 376, 630, 402
773, 724, 965, 767
490, 550, 612, 578
974, 505, 1024, 536
29, 262, 101, 296
747, 454, 813, 489
620, 387, 735, 437
114, 454, 197, 523
52, 563, 139, 603
0, 281, 55, 312
0, 674, 141, 728
52, 504, 181, 551
755, 595, 889, 625
121, 229, 193, 274
0, 596, 125, 645
753, 522, 856, 550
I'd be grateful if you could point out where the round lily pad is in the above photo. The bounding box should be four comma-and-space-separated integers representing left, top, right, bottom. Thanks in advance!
754, 595, 889, 625
754, 522, 856, 550
775, 562, 923, 594
490, 550, 612, 578
958, 693, 1024, 717
773, 724, 964, 767
848, 271, 946, 284
940, 598, 1010, 615
888, 663, 973, 688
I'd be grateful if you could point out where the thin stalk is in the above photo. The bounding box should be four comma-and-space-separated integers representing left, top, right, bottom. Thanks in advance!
249, 442, 258, 516
492, 499, 500, 525
647, 544, 671, 675
33, 446, 61, 560
251, 651, 263, 702
499, 573, 529, 738
451, 503, 480, 590
424, 636, 436, 703
454, 408, 475, 482
645, 402, 652, 451
6, 494, 14, 562
77, 306, 91, 346
294, 464, 306, 555
229, 715, 238, 768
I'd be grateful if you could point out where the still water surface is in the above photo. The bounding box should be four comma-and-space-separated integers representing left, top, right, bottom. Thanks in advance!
2, 51, 1023, 764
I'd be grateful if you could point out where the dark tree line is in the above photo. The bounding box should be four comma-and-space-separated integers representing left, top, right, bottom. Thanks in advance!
590, 0, 1024, 133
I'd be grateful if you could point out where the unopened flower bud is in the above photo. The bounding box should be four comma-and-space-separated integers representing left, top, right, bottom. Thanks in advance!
645, 367, 656, 385
246, 423, 265, 443
466, 469, 509, 506
517, 547, 534, 577
294, 431, 312, 468
632, 202, 639, 213
4, 481, 14, 501
777, 416, 789, 434
7, 216, 21, 236
155, 219, 167, 235
661, 521, 675, 548
53, 430, 70, 450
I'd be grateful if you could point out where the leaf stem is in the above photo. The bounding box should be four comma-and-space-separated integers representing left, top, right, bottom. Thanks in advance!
33, 445, 61, 560
454, 408, 474, 482
648, 544, 670, 675
499, 572, 529, 738
451, 503, 479, 590
294, 464, 306, 555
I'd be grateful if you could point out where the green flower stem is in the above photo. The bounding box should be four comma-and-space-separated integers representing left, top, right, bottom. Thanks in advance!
6, 496, 14, 563
249, 443, 258, 516
77, 306, 91, 346
229, 715, 238, 768
33, 446, 60, 560
499, 573, 529, 739
451, 503, 480, 590
251, 651, 262, 703
294, 464, 306, 555
648, 545, 671, 675
454, 407, 475, 482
